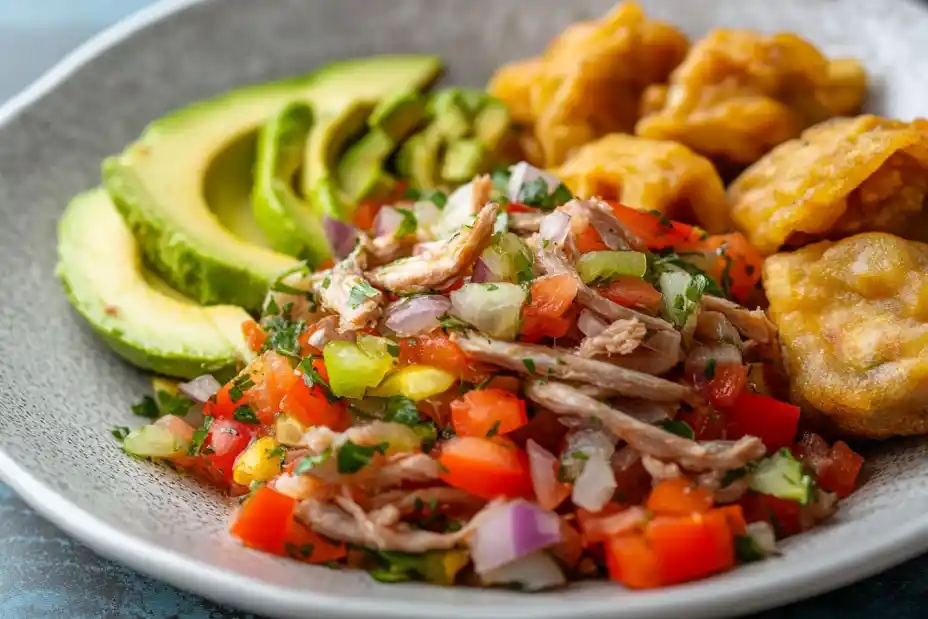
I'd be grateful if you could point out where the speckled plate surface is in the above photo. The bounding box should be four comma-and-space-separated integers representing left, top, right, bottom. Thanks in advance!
2, 0, 928, 617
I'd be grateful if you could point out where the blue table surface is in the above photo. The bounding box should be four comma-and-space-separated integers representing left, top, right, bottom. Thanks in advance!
3, 2, 928, 618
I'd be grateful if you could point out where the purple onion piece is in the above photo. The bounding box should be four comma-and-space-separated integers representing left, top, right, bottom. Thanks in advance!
383, 295, 452, 336
577, 309, 608, 338
322, 216, 358, 259
469, 500, 563, 574
177, 375, 221, 404
471, 258, 491, 284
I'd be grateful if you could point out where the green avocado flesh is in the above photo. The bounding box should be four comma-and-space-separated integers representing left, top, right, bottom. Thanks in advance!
57, 188, 251, 379
252, 101, 333, 265
104, 55, 443, 311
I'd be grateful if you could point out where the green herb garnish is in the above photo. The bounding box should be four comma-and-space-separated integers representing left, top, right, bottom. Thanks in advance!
233, 405, 260, 424
348, 281, 380, 309
337, 440, 389, 474
657, 419, 695, 440
294, 450, 331, 475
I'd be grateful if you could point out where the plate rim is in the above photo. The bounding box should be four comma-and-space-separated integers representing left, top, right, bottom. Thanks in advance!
3, 0, 928, 617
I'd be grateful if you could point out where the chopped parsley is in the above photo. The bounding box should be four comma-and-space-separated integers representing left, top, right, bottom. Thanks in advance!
265, 296, 280, 316
486, 284, 499, 291
404, 187, 447, 209
704, 358, 717, 380
228, 375, 255, 403
522, 358, 537, 373
571, 451, 590, 461
187, 416, 213, 455
486, 420, 502, 438
438, 314, 470, 333
131, 396, 161, 420
337, 440, 389, 474
261, 315, 306, 358
516, 178, 573, 210
294, 450, 331, 475
385, 395, 421, 427
233, 405, 260, 424
297, 357, 338, 402
657, 419, 695, 440
734, 535, 766, 563
321, 276, 331, 289
110, 426, 130, 442
649, 251, 725, 298
347, 281, 380, 309
491, 166, 511, 193
395, 208, 418, 238
386, 343, 400, 358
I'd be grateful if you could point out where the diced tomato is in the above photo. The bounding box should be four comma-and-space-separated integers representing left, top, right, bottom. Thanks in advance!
310, 357, 330, 384
646, 478, 714, 516
597, 277, 663, 314
647, 510, 735, 585
703, 363, 748, 409
739, 492, 802, 537
450, 388, 528, 437
242, 319, 267, 353
399, 333, 484, 381
551, 519, 585, 568
230, 486, 297, 554
574, 223, 609, 254
438, 436, 533, 500
245, 352, 299, 425
605, 534, 662, 589
507, 408, 569, 454
202, 419, 256, 483
606, 201, 705, 251
794, 433, 864, 498
699, 233, 763, 303
280, 375, 350, 431
714, 504, 747, 536
520, 274, 579, 342
352, 202, 381, 231
203, 382, 237, 419
282, 518, 347, 564
506, 201, 539, 213
725, 391, 800, 451
299, 323, 327, 356
676, 404, 726, 441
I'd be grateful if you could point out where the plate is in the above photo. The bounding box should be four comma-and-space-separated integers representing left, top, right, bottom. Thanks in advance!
2, 0, 928, 617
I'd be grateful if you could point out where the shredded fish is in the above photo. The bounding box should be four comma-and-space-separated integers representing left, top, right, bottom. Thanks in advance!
309, 237, 384, 331
578, 318, 647, 357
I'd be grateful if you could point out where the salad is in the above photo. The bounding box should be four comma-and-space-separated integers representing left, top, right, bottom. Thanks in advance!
118, 162, 864, 591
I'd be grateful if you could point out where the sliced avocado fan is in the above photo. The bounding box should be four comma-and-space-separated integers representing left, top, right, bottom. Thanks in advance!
57, 188, 252, 379
103, 55, 442, 311
252, 101, 333, 264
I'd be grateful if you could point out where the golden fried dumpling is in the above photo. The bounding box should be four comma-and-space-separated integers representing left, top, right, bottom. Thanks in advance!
636, 29, 868, 166
729, 115, 928, 255
765, 233, 928, 438
488, 2, 688, 167
556, 134, 729, 233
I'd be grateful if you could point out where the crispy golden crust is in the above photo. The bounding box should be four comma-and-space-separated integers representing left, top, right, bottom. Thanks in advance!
764, 233, 928, 438
729, 115, 928, 255
488, 2, 688, 167
556, 133, 729, 233
636, 29, 867, 166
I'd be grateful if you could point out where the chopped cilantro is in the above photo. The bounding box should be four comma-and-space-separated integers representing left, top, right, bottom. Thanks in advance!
156, 390, 193, 417
516, 178, 574, 211
110, 426, 130, 442
734, 535, 766, 563
261, 315, 306, 358
522, 358, 537, 373
337, 440, 389, 474
648, 209, 673, 228
294, 450, 331, 475
402, 186, 422, 201
704, 358, 717, 380
649, 251, 725, 298
438, 314, 470, 332
486, 284, 499, 291
571, 451, 590, 461
131, 396, 160, 419
297, 357, 337, 402
265, 296, 280, 316
187, 416, 213, 455
395, 208, 418, 238
233, 405, 260, 424
322, 276, 331, 289
347, 281, 380, 309
721, 467, 747, 487
228, 375, 255, 403
385, 395, 421, 426
549, 183, 573, 205
486, 420, 502, 438
386, 343, 400, 358
268, 444, 287, 464
657, 419, 695, 440
491, 166, 511, 192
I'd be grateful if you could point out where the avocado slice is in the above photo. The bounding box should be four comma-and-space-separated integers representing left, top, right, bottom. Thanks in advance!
396, 127, 443, 190
473, 99, 511, 151
441, 138, 487, 184
252, 101, 332, 264
427, 89, 471, 140
336, 90, 427, 203
104, 55, 443, 311
58, 189, 251, 379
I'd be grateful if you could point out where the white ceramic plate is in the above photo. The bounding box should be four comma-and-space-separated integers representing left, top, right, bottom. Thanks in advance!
2, 0, 928, 617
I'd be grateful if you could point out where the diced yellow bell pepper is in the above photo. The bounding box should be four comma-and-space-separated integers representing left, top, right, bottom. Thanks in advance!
427, 550, 471, 586
275, 415, 306, 446
323, 335, 397, 398
232, 436, 283, 486
368, 365, 457, 401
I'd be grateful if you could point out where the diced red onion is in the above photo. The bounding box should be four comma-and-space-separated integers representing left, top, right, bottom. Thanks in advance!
577, 309, 608, 338
539, 211, 571, 245
373, 206, 403, 239
684, 342, 742, 379
177, 375, 221, 404
507, 162, 563, 203
322, 216, 358, 259
471, 258, 492, 284
383, 295, 452, 336
469, 500, 563, 574
480, 550, 566, 591
527, 440, 565, 511
572, 453, 618, 512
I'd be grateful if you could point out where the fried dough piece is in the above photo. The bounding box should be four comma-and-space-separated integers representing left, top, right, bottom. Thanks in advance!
765, 233, 928, 437
489, 2, 688, 167
636, 29, 867, 167
556, 134, 729, 232
730, 116, 928, 255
